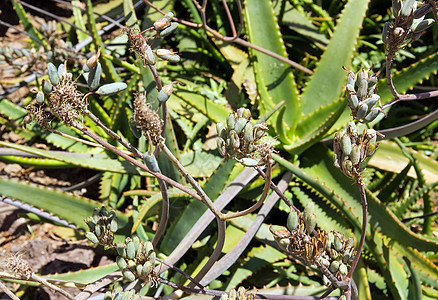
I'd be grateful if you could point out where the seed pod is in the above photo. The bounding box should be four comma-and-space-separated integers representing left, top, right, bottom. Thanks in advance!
157, 83, 173, 103
357, 78, 368, 99
217, 137, 227, 157
400, 0, 416, 17
334, 235, 343, 251
159, 22, 179, 37
342, 248, 353, 263
144, 153, 160, 172
154, 12, 174, 31
339, 263, 348, 275
351, 144, 361, 165
356, 102, 368, 120
229, 130, 240, 149
355, 69, 367, 88
364, 94, 380, 114
340, 133, 352, 156
234, 118, 247, 135
35, 91, 45, 104
42, 79, 52, 94
277, 237, 291, 250
117, 242, 127, 258
85, 47, 101, 70
142, 261, 153, 276
86, 232, 99, 244
126, 240, 136, 260
346, 83, 355, 94
346, 71, 355, 87
392, 0, 403, 16
412, 18, 435, 33
323, 275, 330, 286
363, 107, 380, 123
132, 236, 140, 253
347, 121, 357, 135
329, 260, 340, 273
216, 122, 227, 140
116, 256, 128, 270
303, 201, 314, 219
85, 216, 96, 230
96, 82, 127, 96
129, 117, 141, 139
47, 62, 60, 86
347, 93, 358, 109
100, 206, 109, 217
226, 113, 236, 131
136, 264, 143, 277
92, 207, 100, 223
122, 269, 136, 282
287, 210, 298, 231
413, 3, 431, 19
327, 231, 334, 250
304, 212, 316, 234
87, 62, 101, 90
343, 159, 353, 174
127, 259, 136, 269
144, 241, 154, 257
144, 44, 155, 65
240, 157, 259, 167
109, 218, 118, 233
58, 63, 66, 80
94, 224, 102, 237
148, 252, 156, 265
382, 21, 390, 44
319, 257, 330, 268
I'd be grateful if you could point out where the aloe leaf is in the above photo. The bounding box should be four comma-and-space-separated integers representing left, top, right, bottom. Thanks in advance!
377, 161, 411, 202
10, 0, 48, 50
179, 151, 223, 178
99, 172, 129, 207
72, 0, 89, 43
0, 155, 71, 168
109, 74, 138, 130
245, 0, 299, 142
0, 178, 128, 232
368, 141, 438, 184
393, 181, 438, 218
43, 263, 119, 285
0, 141, 145, 175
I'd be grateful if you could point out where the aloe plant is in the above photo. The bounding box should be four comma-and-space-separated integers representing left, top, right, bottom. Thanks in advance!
0, 0, 437, 299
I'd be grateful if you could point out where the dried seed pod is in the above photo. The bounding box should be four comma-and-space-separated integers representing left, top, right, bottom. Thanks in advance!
226, 113, 236, 131
85, 47, 101, 70
144, 153, 160, 172
329, 260, 340, 273
356, 102, 368, 120
116, 256, 128, 270
217, 137, 227, 157
142, 261, 153, 276
240, 157, 259, 167
122, 269, 136, 282
287, 209, 298, 231
347, 121, 357, 135
394, 27, 405, 37
340, 133, 352, 156
86, 232, 99, 244
319, 257, 330, 268
116, 243, 127, 258
382, 21, 390, 44
96, 82, 128, 96
329, 248, 339, 260
343, 159, 353, 174
87, 62, 102, 90
47, 62, 60, 86
229, 130, 240, 149
159, 22, 179, 37
234, 118, 247, 134
126, 240, 136, 260
42, 79, 52, 94
154, 12, 174, 31
35, 91, 45, 104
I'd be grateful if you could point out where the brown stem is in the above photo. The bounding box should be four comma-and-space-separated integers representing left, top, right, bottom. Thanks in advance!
0, 280, 20, 300
151, 177, 169, 247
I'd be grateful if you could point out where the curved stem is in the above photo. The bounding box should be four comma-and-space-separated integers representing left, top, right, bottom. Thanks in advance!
0, 279, 20, 300
151, 177, 169, 247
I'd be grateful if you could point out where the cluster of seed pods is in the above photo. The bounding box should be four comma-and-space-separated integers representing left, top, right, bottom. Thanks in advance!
333, 121, 383, 179
104, 288, 142, 300
344, 67, 384, 123
85, 206, 118, 247
115, 236, 157, 283
216, 108, 269, 167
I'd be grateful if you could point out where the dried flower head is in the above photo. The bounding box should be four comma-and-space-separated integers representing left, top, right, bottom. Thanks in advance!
7, 253, 32, 279
123, 27, 155, 66
132, 92, 163, 145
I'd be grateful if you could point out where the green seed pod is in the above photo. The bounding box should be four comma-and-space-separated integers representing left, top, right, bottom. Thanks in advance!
127, 259, 136, 269
97, 82, 128, 96
109, 218, 118, 233
240, 157, 259, 167
413, 3, 431, 19
126, 240, 136, 260
346, 71, 355, 87
144, 153, 160, 173
319, 257, 330, 268
116, 256, 128, 270
47, 62, 60, 86
351, 144, 361, 165
216, 122, 227, 140
58, 63, 65, 80
100, 206, 109, 217
401, 0, 416, 17
142, 261, 153, 276
148, 252, 156, 265
357, 78, 368, 99
13, 48, 23, 57
392, 0, 402, 16
243, 122, 253, 145
412, 18, 435, 33
229, 130, 240, 149
339, 263, 348, 275
330, 248, 339, 260
356, 102, 368, 120
136, 241, 143, 257
217, 137, 227, 157
327, 231, 335, 249
159, 22, 179, 37
42, 79, 52, 94
136, 264, 143, 277
355, 69, 367, 88
86, 232, 99, 244
122, 269, 136, 282
144, 241, 154, 257
92, 207, 100, 223
157, 89, 170, 103
364, 94, 380, 113
347, 93, 358, 109
87, 62, 101, 90
334, 235, 343, 251
94, 224, 102, 237
129, 117, 141, 139
117, 242, 127, 258
287, 210, 298, 231
104, 291, 112, 300
132, 236, 140, 253
322, 275, 330, 286
329, 260, 340, 273
234, 118, 247, 134
145, 44, 155, 65
154, 12, 174, 31
382, 21, 390, 44
342, 248, 353, 264
303, 201, 314, 219
363, 107, 380, 123
346, 83, 355, 93
35, 91, 45, 104
340, 133, 352, 156
220, 292, 228, 300
85, 216, 96, 230
343, 159, 353, 174
226, 113, 236, 131
304, 212, 316, 234
238, 107, 251, 119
